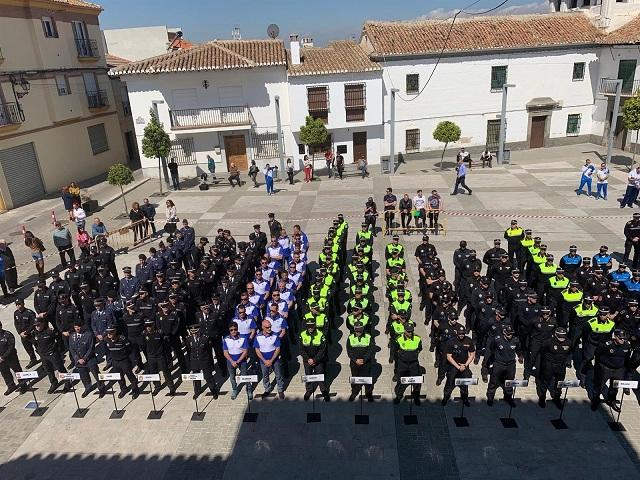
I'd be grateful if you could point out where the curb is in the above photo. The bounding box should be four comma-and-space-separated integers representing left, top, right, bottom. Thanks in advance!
95, 177, 151, 211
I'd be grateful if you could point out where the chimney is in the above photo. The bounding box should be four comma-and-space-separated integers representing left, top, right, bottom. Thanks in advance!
301, 37, 314, 48
290, 34, 300, 65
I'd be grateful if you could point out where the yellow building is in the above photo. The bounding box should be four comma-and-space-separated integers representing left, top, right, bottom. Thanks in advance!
0, 0, 127, 209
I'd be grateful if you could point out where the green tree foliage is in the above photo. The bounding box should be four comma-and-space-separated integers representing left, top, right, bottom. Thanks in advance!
107, 163, 134, 213
623, 95, 640, 170
141, 109, 171, 193
433, 121, 462, 169
299, 115, 328, 158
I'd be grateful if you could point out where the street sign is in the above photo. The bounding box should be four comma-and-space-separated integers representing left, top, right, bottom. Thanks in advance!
611, 380, 638, 389
350, 376, 373, 385
137, 374, 161, 382
557, 380, 580, 388
302, 374, 325, 383
505, 379, 528, 388
57, 373, 80, 381
182, 373, 204, 381
455, 378, 478, 386
400, 376, 423, 385
16, 371, 39, 380
237, 375, 258, 384
99, 373, 122, 381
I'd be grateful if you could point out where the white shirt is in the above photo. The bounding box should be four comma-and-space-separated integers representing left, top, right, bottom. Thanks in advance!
596, 168, 609, 184
413, 195, 426, 209
629, 169, 640, 187
73, 207, 86, 222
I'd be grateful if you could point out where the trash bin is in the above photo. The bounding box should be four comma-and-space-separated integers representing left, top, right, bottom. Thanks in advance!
381, 158, 390, 173
502, 149, 511, 165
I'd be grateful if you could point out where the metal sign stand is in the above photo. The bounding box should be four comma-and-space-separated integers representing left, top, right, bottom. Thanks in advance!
500, 379, 528, 429
551, 380, 580, 430
400, 376, 423, 425
182, 373, 205, 421
303, 374, 324, 423
60, 373, 87, 418
239, 375, 259, 423
99, 373, 124, 419
17, 372, 45, 417
453, 378, 478, 427
350, 377, 373, 425
608, 380, 638, 432
138, 374, 163, 420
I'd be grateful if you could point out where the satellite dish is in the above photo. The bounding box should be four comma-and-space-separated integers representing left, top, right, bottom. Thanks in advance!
267, 24, 280, 39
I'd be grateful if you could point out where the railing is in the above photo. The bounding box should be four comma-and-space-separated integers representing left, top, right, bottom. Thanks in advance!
0, 102, 22, 126
75, 38, 99, 58
86, 90, 109, 109
169, 105, 251, 129
599, 78, 640, 96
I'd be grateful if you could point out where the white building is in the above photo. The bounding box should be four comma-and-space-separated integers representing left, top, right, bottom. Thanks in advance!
361, 3, 640, 160
102, 25, 190, 62
287, 37, 383, 167
112, 39, 290, 176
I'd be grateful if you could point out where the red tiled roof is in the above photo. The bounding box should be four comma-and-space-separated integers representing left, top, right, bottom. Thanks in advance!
362, 13, 604, 57
168, 37, 196, 51
604, 15, 640, 44
288, 40, 381, 76
45, 0, 102, 11
106, 53, 131, 68
113, 39, 287, 75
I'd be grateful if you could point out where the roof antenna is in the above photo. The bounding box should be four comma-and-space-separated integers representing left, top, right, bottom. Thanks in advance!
232, 25, 241, 40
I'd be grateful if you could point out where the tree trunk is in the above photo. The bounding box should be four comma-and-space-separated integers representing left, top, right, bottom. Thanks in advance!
158, 157, 163, 194
439, 142, 448, 170
120, 185, 128, 214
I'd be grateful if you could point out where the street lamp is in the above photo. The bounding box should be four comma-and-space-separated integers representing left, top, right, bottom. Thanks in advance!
389, 88, 399, 174
498, 83, 515, 166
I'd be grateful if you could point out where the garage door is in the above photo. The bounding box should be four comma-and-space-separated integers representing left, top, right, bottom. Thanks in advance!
0, 143, 45, 207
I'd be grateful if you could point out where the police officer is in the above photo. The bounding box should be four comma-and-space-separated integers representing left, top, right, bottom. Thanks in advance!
524, 306, 557, 380
483, 239, 507, 268
123, 301, 146, 371
0, 321, 27, 395
347, 321, 374, 402
34, 279, 56, 326
69, 319, 105, 397
13, 298, 39, 368
623, 212, 640, 268
55, 293, 81, 365
452, 240, 471, 294
393, 323, 423, 405
187, 324, 219, 399
504, 220, 524, 267
119, 266, 139, 301
592, 246, 613, 274
299, 319, 330, 402
560, 245, 582, 280
156, 302, 187, 373
537, 326, 571, 409
143, 320, 176, 396
32, 318, 71, 394
484, 325, 523, 407
105, 326, 140, 398
592, 329, 631, 412
441, 324, 475, 406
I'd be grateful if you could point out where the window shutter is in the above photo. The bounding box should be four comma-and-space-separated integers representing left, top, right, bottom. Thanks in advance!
87, 124, 109, 155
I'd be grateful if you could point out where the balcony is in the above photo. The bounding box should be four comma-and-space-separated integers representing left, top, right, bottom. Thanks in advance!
86, 90, 109, 109
599, 78, 640, 97
169, 105, 251, 130
0, 102, 22, 127
75, 38, 99, 59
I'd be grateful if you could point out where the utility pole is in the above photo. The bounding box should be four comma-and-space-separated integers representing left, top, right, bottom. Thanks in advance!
497, 84, 515, 166
389, 88, 399, 174
606, 79, 623, 166
275, 95, 285, 174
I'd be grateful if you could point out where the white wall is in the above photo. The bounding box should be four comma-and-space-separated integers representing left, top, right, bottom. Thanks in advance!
103, 26, 171, 61
380, 48, 600, 155
123, 66, 291, 174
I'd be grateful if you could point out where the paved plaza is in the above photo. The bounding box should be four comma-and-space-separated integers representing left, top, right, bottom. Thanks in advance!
0, 143, 639, 480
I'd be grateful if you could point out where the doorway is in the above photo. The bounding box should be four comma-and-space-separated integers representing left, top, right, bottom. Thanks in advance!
353, 131, 367, 164
224, 135, 248, 171
614, 115, 628, 150
530, 116, 546, 148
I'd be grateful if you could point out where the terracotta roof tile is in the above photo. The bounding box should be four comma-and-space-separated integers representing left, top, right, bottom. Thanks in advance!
106, 53, 131, 68
45, 0, 102, 10
604, 15, 640, 44
288, 40, 381, 76
113, 39, 287, 75
363, 13, 604, 57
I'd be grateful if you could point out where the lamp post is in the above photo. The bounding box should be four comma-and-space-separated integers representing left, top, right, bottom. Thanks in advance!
389, 88, 399, 174
498, 84, 515, 166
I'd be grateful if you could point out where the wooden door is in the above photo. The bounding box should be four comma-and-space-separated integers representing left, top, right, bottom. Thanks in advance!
614, 115, 628, 150
353, 131, 367, 164
530, 116, 546, 148
224, 135, 248, 171
618, 60, 637, 95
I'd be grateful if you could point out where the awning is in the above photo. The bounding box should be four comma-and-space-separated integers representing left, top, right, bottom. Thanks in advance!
526, 97, 559, 110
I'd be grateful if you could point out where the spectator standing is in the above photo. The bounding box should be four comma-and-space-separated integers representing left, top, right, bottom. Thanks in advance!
52, 222, 76, 268
383, 187, 397, 235
264, 164, 275, 195
303, 155, 313, 183
577, 159, 595, 197
286, 158, 295, 185
91, 217, 108, 240
427, 190, 442, 235
336, 153, 345, 180
399, 193, 413, 235
413, 190, 427, 229
141, 198, 157, 237
452, 157, 472, 195
229, 162, 242, 188
207, 154, 217, 180
61, 187, 74, 213
25, 235, 46, 278
0, 240, 18, 294
165, 200, 178, 237
596, 163, 610, 200
325, 150, 334, 178
364, 197, 378, 236
358, 156, 369, 178
0, 254, 8, 299
248, 160, 258, 187
620, 165, 640, 208
68, 182, 81, 205
168, 158, 180, 191
71, 202, 86, 230
76, 227, 91, 257
129, 202, 145, 244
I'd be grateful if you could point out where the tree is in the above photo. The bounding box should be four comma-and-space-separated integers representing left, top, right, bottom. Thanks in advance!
299, 115, 328, 179
432, 121, 461, 170
107, 163, 135, 214
623, 94, 640, 171
141, 109, 171, 193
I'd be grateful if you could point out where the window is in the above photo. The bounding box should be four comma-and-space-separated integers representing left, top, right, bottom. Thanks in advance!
250, 131, 282, 159
344, 83, 365, 122
406, 74, 419, 94
491, 66, 507, 91
298, 144, 306, 155
41, 17, 58, 38
566, 114, 581, 136
307, 86, 329, 123
170, 137, 196, 165
572, 62, 585, 81
87, 123, 109, 155
405, 129, 420, 153
55, 75, 70, 96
